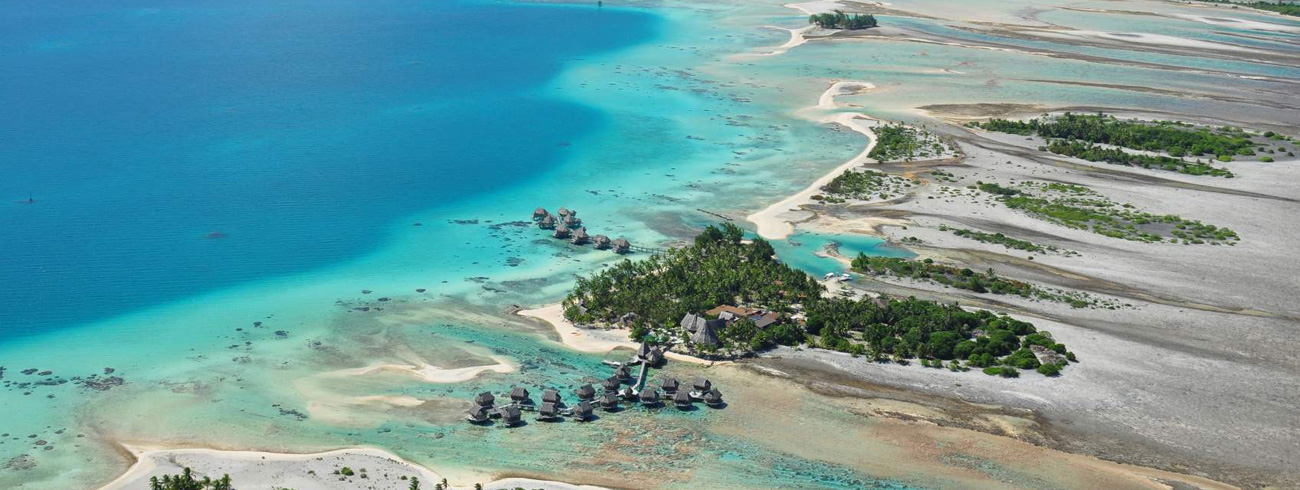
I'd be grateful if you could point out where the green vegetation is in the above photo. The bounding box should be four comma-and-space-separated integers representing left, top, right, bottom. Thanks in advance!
938, 224, 1075, 256
1043, 139, 1232, 177
564, 224, 1073, 375
975, 181, 1239, 245
868, 123, 955, 162
1198, 0, 1300, 16
809, 10, 878, 29
149, 469, 233, 490
852, 256, 1112, 308
816, 169, 917, 202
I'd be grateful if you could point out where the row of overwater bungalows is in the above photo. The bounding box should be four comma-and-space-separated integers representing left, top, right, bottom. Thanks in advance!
533, 207, 631, 253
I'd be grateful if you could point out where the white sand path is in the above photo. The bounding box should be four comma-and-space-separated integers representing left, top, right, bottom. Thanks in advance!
748, 81, 882, 240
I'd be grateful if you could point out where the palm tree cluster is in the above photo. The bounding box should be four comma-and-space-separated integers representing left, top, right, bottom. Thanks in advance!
148, 469, 232, 490
973, 113, 1261, 159
809, 10, 878, 29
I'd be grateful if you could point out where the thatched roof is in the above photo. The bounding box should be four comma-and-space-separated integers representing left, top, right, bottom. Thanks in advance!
612, 238, 630, 253
646, 347, 664, 366
693, 378, 712, 392
620, 386, 638, 401
754, 313, 781, 329
563, 214, 580, 226
680, 313, 706, 333
558, 207, 570, 217
691, 319, 721, 347
539, 215, 556, 229
593, 235, 612, 249
572, 227, 589, 244
673, 390, 693, 406
637, 343, 653, 357
639, 388, 660, 403
615, 365, 631, 379
603, 377, 622, 392
474, 392, 495, 406
466, 405, 490, 421
660, 378, 679, 392
542, 389, 561, 405
575, 384, 597, 400
539, 402, 560, 417
501, 405, 522, 424
600, 392, 620, 408
573, 400, 594, 419
532, 207, 549, 220
704, 388, 724, 405
554, 222, 571, 238
510, 386, 530, 402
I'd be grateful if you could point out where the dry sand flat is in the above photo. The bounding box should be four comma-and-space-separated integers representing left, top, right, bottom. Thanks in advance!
759, 112, 1300, 487
98, 445, 613, 490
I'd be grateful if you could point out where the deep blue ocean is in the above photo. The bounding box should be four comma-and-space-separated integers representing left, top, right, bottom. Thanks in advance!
0, 0, 657, 338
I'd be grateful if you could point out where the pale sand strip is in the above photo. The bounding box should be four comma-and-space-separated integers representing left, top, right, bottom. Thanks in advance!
517, 304, 720, 365
99, 445, 614, 490
330, 356, 517, 384
748, 81, 881, 239
733, 25, 816, 59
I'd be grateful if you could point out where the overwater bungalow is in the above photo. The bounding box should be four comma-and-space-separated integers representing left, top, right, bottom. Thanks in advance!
673, 390, 693, 409
572, 400, 594, 421
474, 392, 495, 408
542, 388, 562, 405
612, 238, 631, 254
599, 392, 621, 411
692, 378, 712, 394
602, 376, 622, 392
572, 227, 590, 245
620, 385, 639, 402
553, 222, 571, 239
575, 384, 597, 400
539, 215, 557, 230
558, 207, 571, 217
660, 378, 680, 394
563, 214, 581, 227
639, 388, 661, 406
466, 405, 491, 424
538, 402, 561, 421
592, 235, 612, 250
704, 388, 724, 407
500, 406, 523, 426
532, 207, 549, 221
510, 386, 532, 406
615, 364, 631, 380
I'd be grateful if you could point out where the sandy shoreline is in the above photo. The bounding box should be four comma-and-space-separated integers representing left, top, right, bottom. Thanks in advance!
517, 304, 721, 365
748, 81, 882, 239
98, 445, 612, 490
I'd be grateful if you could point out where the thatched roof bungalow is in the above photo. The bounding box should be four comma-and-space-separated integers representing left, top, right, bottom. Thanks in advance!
558, 207, 571, 217
673, 390, 693, 409
542, 388, 562, 405
602, 376, 622, 392
553, 222, 571, 239
539, 215, 557, 230
466, 405, 490, 423
680, 313, 706, 334
660, 378, 679, 394
563, 214, 581, 227
572, 227, 590, 245
691, 319, 721, 348
639, 388, 660, 406
620, 386, 639, 401
474, 392, 495, 407
575, 384, 597, 400
592, 235, 612, 250
646, 346, 665, 366
500, 405, 522, 426
572, 400, 594, 421
612, 238, 631, 254
704, 388, 724, 407
615, 364, 631, 380
693, 378, 712, 393
532, 207, 549, 221
599, 392, 620, 410
510, 386, 532, 405
538, 402, 561, 420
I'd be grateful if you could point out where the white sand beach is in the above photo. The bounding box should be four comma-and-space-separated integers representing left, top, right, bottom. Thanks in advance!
516, 304, 721, 365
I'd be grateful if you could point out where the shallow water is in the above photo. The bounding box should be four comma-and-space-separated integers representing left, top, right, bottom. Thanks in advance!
3, 0, 1298, 487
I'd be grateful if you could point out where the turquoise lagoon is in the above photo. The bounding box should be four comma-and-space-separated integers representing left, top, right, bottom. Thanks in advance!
3, 0, 1297, 488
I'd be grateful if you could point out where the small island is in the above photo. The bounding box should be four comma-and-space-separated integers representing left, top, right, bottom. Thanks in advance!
809, 11, 879, 30
563, 224, 1074, 376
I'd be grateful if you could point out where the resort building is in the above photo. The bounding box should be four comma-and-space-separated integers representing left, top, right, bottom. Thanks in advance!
599, 392, 621, 411
692, 378, 712, 394
592, 235, 611, 250
660, 378, 679, 394
465, 405, 490, 423
704, 388, 724, 407
510, 386, 532, 406
572, 400, 594, 421
553, 222, 571, 239
539, 215, 556, 230
538, 402, 561, 421
639, 388, 661, 406
532, 207, 549, 221
575, 384, 597, 400
500, 406, 523, 426
474, 392, 495, 408
620, 385, 639, 402
572, 227, 590, 245
673, 390, 693, 409
542, 388, 562, 405
602, 376, 622, 393
612, 238, 630, 254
